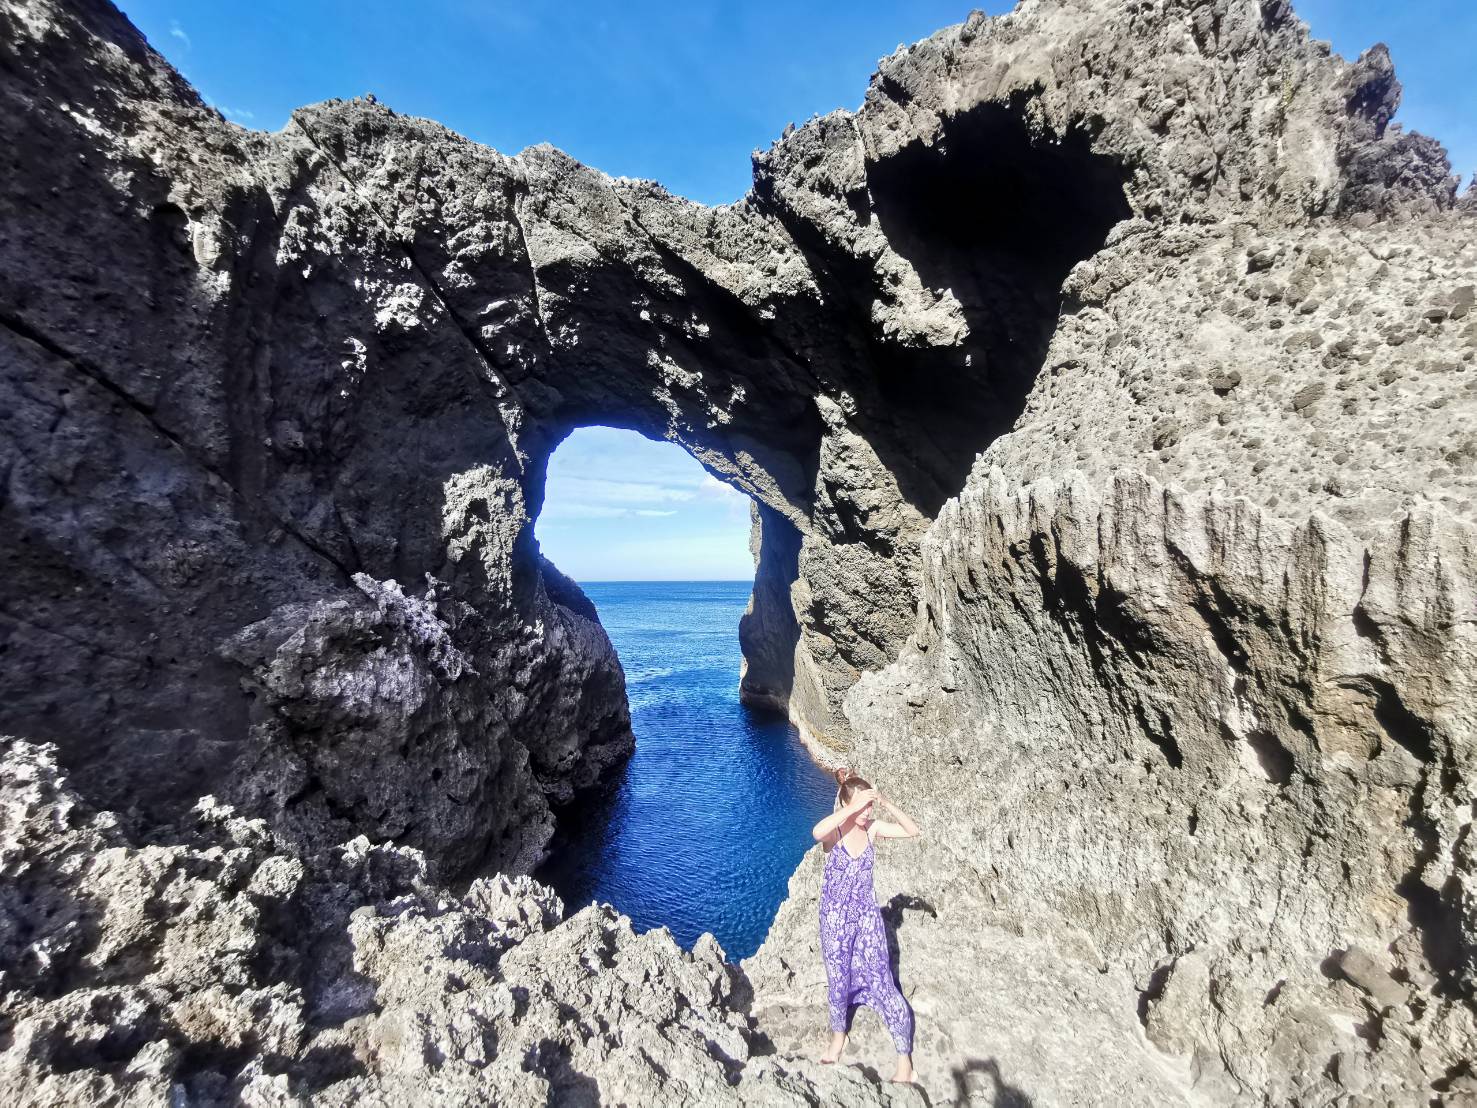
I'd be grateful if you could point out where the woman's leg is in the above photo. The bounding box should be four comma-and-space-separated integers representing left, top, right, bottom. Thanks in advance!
820, 1029, 848, 1064
855, 908, 914, 1078
819, 910, 852, 1061
874, 972, 914, 1056
890, 1052, 915, 1083
827, 975, 852, 1034
875, 976, 915, 1081
822, 941, 853, 1060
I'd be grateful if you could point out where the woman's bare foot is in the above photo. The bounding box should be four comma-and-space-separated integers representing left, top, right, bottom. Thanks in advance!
819, 1031, 847, 1064
889, 1054, 915, 1083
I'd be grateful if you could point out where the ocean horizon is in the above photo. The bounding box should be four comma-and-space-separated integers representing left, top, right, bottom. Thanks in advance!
576, 582, 756, 590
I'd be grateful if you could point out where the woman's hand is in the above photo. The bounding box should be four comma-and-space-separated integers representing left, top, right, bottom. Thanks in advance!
870, 790, 921, 840
812, 786, 882, 842
865, 788, 896, 815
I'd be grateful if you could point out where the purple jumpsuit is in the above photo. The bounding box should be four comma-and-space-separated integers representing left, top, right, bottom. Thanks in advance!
818, 825, 914, 1053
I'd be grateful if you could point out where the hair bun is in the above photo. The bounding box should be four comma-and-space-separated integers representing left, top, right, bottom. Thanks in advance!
832, 765, 852, 786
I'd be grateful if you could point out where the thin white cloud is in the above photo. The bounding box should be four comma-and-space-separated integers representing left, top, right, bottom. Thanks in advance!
217, 105, 255, 122
547, 474, 697, 505
537, 427, 756, 580
696, 473, 753, 519
542, 504, 632, 519
542, 503, 679, 520
554, 532, 755, 581
169, 20, 191, 49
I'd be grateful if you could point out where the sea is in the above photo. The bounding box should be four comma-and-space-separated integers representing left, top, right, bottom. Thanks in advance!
535, 580, 836, 961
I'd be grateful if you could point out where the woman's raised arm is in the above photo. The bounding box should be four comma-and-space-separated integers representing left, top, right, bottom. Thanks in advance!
812, 788, 876, 841
872, 792, 920, 840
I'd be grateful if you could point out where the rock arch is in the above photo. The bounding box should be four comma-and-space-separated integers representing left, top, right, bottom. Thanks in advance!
2, 0, 1475, 1099
1, 0, 1135, 876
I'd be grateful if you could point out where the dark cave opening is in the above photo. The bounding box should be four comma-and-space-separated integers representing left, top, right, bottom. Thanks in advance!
857, 97, 1133, 517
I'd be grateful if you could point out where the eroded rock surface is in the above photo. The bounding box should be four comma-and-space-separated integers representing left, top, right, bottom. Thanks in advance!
0, 740, 866, 1106
745, 846, 1196, 1105
2, 0, 1475, 1102
835, 476, 1477, 1102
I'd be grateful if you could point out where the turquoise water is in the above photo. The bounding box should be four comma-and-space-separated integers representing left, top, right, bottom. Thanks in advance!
536, 580, 836, 960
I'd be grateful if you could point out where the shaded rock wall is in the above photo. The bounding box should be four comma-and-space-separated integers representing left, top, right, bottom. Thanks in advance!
2, 0, 1475, 1102
0, 0, 634, 878
737, 502, 803, 713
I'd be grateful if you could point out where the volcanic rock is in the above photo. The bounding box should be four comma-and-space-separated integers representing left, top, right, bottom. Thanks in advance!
2, 0, 1474, 1102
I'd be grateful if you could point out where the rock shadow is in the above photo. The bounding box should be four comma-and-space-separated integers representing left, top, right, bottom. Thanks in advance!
739, 502, 803, 710
952, 1057, 1034, 1106
753, 92, 1132, 521
523, 1038, 601, 1106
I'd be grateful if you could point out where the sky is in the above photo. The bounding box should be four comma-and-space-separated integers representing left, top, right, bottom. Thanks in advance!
536, 428, 754, 581
117, 1, 1475, 581
119, 0, 1476, 205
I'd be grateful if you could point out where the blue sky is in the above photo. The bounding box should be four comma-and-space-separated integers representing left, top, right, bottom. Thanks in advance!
537, 428, 754, 581
119, 1, 1474, 581
1295, 0, 1474, 188
120, 0, 1475, 204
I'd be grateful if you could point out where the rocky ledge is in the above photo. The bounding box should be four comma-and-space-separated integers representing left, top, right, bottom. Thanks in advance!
0, 739, 755, 1105
2, 0, 1474, 1102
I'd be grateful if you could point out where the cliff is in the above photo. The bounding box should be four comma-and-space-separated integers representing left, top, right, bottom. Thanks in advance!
2, 0, 1474, 1102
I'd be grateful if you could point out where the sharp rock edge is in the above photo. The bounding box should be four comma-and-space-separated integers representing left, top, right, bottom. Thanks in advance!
1, 0, 1474, 1102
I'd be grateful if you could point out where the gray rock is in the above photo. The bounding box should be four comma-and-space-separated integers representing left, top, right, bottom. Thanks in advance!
1338, 946, 1409, 1011
839, 473, 1477, 1103
0, 739, 869, 1106
1292, 381, 1328, 410
1210, 370, 1242, 394
2, 0, 1475, 1103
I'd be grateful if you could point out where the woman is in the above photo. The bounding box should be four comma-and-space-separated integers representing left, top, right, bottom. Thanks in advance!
810, 766, 920, 1084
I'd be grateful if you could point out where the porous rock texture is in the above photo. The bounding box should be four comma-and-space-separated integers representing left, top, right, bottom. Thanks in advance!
0, 739, 849, 1106
2, 0, 1476, 1103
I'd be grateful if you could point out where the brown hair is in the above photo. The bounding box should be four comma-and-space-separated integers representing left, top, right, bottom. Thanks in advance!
832, 766, 872, 807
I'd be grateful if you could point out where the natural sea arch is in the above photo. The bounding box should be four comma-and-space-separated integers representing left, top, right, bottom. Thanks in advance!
1, 9, 1134, 887
528, 426, 835, 958
490, 100, 1135, 756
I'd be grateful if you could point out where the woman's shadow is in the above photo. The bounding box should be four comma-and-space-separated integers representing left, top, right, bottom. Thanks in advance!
951, 1058, 1034, 1107
879, 892, 936, 986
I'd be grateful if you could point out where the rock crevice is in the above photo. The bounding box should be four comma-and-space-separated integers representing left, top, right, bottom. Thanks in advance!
2, 0, 1474, 1101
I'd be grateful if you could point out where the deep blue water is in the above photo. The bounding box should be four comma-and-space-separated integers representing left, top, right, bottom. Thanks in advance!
536, 580, 835, 960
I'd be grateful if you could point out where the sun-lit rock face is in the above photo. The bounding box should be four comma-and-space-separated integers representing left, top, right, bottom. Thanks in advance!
2, 0, 1475, 1101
